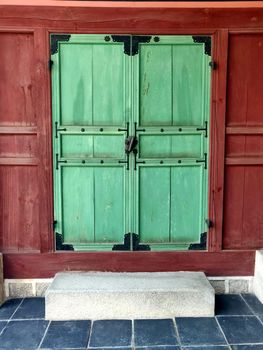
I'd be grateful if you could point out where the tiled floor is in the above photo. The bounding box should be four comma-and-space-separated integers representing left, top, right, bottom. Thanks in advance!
0, 294, 263, 350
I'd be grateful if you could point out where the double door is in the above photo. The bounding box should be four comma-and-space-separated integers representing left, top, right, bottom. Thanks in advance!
51, 34, 211, 251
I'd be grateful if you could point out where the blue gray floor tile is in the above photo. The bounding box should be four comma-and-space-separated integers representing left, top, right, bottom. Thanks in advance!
0, 319, 49, 349
241, 294, 263, 315
134, 319, 178, 346
41, 320, 91, 349
183, 347, 230, 350
88, 348, 132, 350
217, 316, 263, 344
0, 320, 7, 333
136, 347, 180, 350
216, 295, 253, 316
231, 345, 263, 350
176, 317, 226, 346
12, 297, 45, 319
0, 294, 263, 349
0, 298, 22, 320
89, 320, 132, 347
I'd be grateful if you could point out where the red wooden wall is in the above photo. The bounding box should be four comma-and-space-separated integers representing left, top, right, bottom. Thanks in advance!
224, 33, 263, 250
1, 1, 263, 278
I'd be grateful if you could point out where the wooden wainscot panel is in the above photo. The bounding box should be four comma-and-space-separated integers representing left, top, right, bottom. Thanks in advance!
223, 32, 263, 249
0, 134, 37, 159
223, 165, 263, 249
227, 33, 263, 127
226, 135, 263, 158
0, 32, 35, 126
0, 166, 40, 252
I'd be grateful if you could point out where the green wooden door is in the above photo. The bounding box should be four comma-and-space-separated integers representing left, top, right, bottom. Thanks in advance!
51, 34, 211, 251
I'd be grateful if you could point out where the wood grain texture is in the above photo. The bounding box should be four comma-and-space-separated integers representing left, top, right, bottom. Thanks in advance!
226, 127, 263, 135
225, 158, 263, 165
3, 250, 255, 278
34, 28, 54, 253
0, 32, 35, 126
207, 30, 228, 252
1, 5, 263, 32
0, 135, 37, 158
0, 166, 40, 252
227, 34, 263, 126
223, 166, 263, 249
2, 1, 263, 8
223, 33, 263, 250
0, 5, 263, 275
0, 126, 37, 134
226, 135, 263, 158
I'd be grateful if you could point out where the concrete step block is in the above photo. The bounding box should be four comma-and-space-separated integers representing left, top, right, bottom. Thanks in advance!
45, 272, 215, 320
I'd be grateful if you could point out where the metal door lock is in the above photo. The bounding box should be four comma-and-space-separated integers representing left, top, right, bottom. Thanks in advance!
125, 136, 138, 154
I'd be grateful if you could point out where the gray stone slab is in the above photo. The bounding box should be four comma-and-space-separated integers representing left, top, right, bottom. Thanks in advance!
36, 282, 51, 297
8, 283, 33, 298
209, 280, 226, 294
229, 279, 249, 294
254, 250, 263, 303
0, 254, 4, 305
45, 272, 215, 320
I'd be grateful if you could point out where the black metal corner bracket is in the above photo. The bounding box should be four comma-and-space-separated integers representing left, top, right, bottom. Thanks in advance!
131, 36, 152, 56
112, 233, 150, 251
109, 35, 152, 56
110, 35, 131, 55
192, 36, 211, 56
56, 232, 74, 251
188, 232, 207, 250
51, 34, 71, 55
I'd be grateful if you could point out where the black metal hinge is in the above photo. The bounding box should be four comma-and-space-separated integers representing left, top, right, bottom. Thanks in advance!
112, 233, 150, 251
196, 153, 207, 169
209, 61, 217, 70
192, 36, 211, 56
51, 34, 71, 55
48, 59, 54, 71
196, 121, 208, 137
53, 220, 57, 230
188, 232, 207, 250
206, 219, 214, 229
55, 121, 67, 138
55, 153, 67, 170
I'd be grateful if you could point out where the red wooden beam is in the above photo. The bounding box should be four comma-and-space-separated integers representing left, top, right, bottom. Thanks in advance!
3, 250, 255, 278
1, 4, 263, 31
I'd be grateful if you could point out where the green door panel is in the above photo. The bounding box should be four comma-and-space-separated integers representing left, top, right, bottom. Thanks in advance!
138, 165, 204, 249
55, 37, 127, 126
133, 36, 210, 250
139, 167, 171, 243
52, 34, 211, 251
60, 165, 126, 250
61, 135, 125, 159
170, 165, 203, 243
138, 36, 210, 126
139, 45, 173, 125
139, 134, 202, 158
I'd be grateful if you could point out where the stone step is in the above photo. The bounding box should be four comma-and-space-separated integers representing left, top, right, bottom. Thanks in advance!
45, 271, 215, 320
